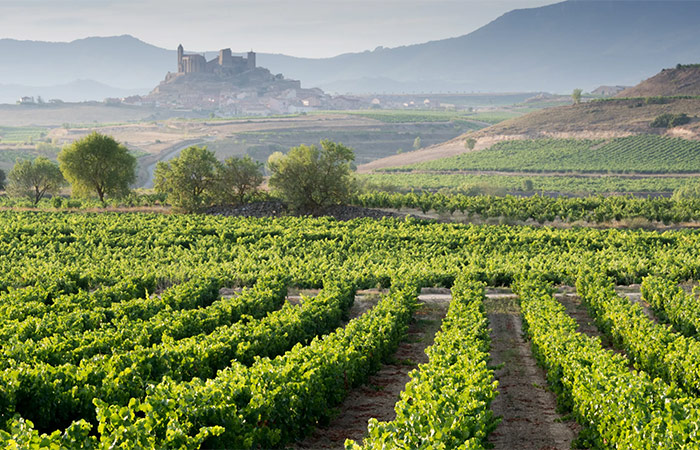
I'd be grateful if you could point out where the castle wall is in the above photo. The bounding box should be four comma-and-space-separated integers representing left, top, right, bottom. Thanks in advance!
183, 54, 207, 73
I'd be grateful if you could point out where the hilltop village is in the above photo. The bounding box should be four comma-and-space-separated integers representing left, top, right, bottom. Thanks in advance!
143, 44, 332, 115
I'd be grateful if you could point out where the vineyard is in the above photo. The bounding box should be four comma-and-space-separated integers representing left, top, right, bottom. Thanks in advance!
386, 135, 700, 174
0, 126, 47, 144
2, 210, 700, 448
358, 171, 695, 195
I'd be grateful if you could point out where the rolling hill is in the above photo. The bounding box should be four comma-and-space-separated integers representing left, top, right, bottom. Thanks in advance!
357, 96, 700, 173
616, 65, 700, 98
357, 61, 700, 196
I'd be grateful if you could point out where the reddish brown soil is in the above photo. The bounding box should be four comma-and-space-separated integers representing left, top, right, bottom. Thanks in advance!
486, 293, 580, 450
556, 291, 631, 367
290, 289, 451, 449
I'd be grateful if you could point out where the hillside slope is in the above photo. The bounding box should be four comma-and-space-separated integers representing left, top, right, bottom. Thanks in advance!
358, 97, 700, 173
616, 65, 700, 98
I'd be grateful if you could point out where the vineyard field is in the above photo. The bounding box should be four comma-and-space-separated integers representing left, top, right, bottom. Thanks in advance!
386, 135, 700, 174
2, 210, 700, 448
359, 171, 694, 195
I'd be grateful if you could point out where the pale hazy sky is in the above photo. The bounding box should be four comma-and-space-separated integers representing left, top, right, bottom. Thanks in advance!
0, 0, 559, 57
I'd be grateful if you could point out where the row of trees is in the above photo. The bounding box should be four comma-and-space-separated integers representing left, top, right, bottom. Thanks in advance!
3, 133, 135, 205
154, 147, 264, 212
3, 132, 357, 214
155, 139, 356, 213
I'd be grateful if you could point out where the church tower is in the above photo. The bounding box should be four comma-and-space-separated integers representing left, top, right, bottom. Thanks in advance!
177, 44, 184, 73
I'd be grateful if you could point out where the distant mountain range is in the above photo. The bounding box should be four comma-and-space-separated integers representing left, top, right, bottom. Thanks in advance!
1, 0, 700, 103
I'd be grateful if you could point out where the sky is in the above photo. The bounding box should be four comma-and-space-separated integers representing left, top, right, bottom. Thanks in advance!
0, 0, 559, 57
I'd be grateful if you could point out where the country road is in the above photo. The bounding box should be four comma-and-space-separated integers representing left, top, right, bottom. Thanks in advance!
137, 138, 211, 189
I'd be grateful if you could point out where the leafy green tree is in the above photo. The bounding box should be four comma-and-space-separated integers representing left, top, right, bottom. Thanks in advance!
58, 132, 136, 203
572, 88, 583, 105
216, 155, 263, 204
7, 157, 66, 205
154, 146, 220, 212
0, 169, 5, 190
413, 136, 422, 150
465, 137, 477, 150
267, 140, 355, 213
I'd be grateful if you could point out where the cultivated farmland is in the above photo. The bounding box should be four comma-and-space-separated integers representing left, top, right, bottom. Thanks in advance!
2, 211, 700, 448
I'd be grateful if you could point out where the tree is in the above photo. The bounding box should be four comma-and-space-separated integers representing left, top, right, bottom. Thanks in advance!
0, 169, 5, 190
7, 157, 66, 205
465, 137, 477, 150
58, 132, 136, 203
413, 136, 422, 150
267, 140, 355, 213
572, 88, 583, 105
216, 155, 263, 204
154, 146, 219, 212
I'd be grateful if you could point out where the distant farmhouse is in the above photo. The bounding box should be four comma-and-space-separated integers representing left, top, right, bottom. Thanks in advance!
176, 45, 256, 76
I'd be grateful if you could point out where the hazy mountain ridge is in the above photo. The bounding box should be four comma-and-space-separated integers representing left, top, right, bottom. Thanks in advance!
1, 0, 700, 101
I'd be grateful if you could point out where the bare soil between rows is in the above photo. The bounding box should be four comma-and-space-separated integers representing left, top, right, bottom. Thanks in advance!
290, 289, 451, 450
485, 293, 580, 450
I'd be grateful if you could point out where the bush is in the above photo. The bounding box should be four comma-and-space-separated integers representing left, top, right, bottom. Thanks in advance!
51, 196, 64, 209
650, 113, 691, 128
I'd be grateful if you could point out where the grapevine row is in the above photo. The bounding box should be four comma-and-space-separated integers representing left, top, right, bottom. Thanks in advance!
641, 275, 700, 337
346, 275, 499, 449
354, 191, 700, 223
576, 269, 700, 396
515, 276, 700, 448
0, 278, 352, 431
0, 276, 287, 367
3, 277, 419, 449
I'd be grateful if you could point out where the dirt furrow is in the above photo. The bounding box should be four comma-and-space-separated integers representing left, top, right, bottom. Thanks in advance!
486, 293, 579, 450
290, 289, 451, 450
